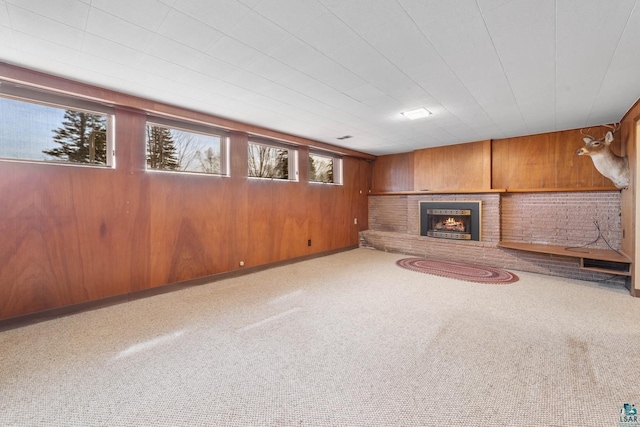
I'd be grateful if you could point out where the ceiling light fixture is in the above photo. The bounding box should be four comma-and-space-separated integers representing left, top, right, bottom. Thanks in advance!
401, 107, 432, 120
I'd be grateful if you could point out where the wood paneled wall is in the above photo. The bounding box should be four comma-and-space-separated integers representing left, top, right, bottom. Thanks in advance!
0, 72, 372, 321
492, 128, 622, 189
371, 152, 413, 192
413, 140, 491, 191
620, 99, 640, 295
371, 128, 624, 192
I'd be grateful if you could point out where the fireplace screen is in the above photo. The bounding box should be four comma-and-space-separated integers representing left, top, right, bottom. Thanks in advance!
420, 201, 481, 241
426, 208, 471, 239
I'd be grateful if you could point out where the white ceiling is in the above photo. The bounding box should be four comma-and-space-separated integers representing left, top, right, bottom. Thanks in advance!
1, 0, 639, 156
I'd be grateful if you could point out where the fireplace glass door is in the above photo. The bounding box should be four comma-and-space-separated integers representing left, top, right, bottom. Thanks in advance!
426, 208, 472, 240
420, 201, 481, 241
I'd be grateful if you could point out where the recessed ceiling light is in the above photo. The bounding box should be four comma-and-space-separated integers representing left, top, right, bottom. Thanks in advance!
401, 107, 432, 120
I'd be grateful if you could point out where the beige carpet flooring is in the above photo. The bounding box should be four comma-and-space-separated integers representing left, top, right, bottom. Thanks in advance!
1, 248, 640, 427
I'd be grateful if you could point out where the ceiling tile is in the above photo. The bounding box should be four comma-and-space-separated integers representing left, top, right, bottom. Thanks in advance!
294, 13, 360, 56
224, 10, 291, 52
5, 0, 90, 29
0, 2, 11, 26
156, 8, 222, 52
591, 1, 640, 124
15, 50, 78, 76
90, 0, 172, 31
173, 0, 251, 33
7, 4, 85, 49
321, 0, 404, 35
478, 0, 556, 100
85, 7, 155, 50
243, 55, 297, 83
556, 0, 636, 115
144, 35, 204, 69
297, 55, 366, 95
0, 0, 639, 155
80, 33, 144, 66
266, 37, 325, 70
136, 53, 193, 82
76, 54, 134, 83
207, 36, 263, 69
191, 54, 242, 80
252, 0, 326, 34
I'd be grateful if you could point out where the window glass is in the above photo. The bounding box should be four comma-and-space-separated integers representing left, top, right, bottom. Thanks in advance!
309, 152, 342, 184
146, 122, 225, 175
248, 140, 297, 180
0, 95, 112, 166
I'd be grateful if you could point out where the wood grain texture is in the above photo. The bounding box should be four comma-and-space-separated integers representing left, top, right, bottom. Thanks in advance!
497, 241, 631, 263
620, 101, 639, 294
492, 128, 622, 189
0, 73, 370, 320
413, 140, 490, 191
371, 152, 414, 192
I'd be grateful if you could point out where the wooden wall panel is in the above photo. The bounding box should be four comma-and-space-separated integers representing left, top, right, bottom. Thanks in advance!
0, 73, 370, 321
620, 99, 640, 294
371, 152, 413, 192
413, 140, 491, 191
0, 109, 151, 319
356, 159, 372, 231
148, 174, 238, 286
492, 128, 621, 189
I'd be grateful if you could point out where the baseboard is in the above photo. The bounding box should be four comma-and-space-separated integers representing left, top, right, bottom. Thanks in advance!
0, 245, 359, 332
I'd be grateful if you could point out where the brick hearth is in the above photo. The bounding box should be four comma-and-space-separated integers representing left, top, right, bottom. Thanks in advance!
362, 191, 625, 283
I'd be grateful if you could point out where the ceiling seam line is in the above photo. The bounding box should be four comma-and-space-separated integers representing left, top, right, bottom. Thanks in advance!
474, 0, 529, 135
585, 0, 638, 125
396, 0, 500, 140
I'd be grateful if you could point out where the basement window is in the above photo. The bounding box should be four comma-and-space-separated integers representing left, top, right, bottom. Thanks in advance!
309, 151, 342, 184
248, 139, 298, 181
146, 116, 228, 175
0, 81, 114, 167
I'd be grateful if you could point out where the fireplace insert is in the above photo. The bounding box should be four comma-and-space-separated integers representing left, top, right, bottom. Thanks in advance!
420, 201, 481, 241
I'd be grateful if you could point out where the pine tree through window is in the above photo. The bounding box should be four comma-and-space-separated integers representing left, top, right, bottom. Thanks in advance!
0, 90, 113, 166
145, 120, 227, 175
45, 110, 108, 165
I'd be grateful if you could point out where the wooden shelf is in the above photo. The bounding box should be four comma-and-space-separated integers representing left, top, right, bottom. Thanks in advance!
370, 187, 619, 196
369, 189, 506, 195
498, 241, 632, 276
503, 187, 619, 193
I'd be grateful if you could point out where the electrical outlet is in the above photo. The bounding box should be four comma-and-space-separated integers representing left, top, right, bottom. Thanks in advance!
354, 218, 358, 224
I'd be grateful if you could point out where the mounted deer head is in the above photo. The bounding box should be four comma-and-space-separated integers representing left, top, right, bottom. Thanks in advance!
576, 123, 629, 189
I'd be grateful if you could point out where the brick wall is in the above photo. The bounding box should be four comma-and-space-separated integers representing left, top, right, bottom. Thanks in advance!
363, 191, 625, 284
501, 192, 622, 249
368, 195, 408, 232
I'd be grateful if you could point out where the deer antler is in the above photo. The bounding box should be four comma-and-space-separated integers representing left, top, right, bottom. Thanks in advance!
580, 127, 597, 140
602, 122, 621, 133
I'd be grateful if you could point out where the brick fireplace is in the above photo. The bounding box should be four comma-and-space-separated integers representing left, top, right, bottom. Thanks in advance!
362, 191, 624, 284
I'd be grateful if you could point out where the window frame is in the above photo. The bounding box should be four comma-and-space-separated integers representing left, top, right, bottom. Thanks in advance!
308, 150, 343, 185
0, 80, 115, 168
145, 115, 230, 176
247, 137, 299, 182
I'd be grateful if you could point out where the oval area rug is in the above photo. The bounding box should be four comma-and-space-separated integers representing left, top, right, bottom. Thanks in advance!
396, 258, 518, 284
